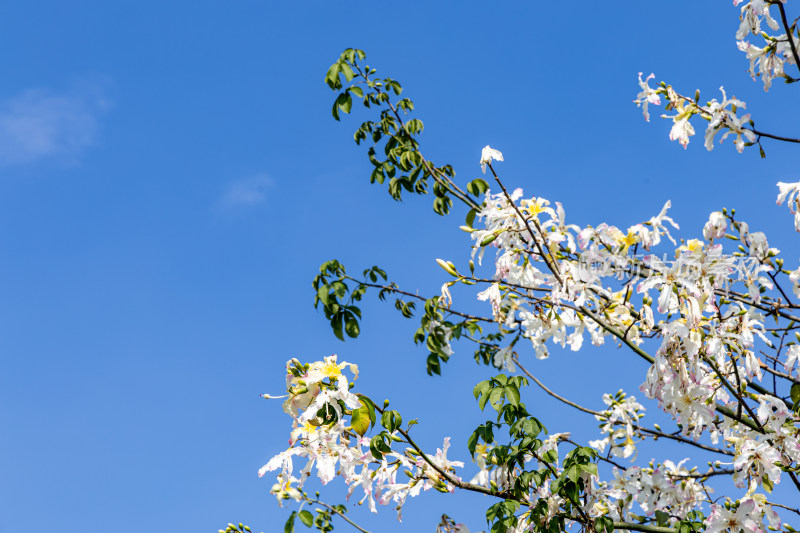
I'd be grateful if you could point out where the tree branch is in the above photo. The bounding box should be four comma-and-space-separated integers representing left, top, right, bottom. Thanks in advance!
771, 0, 800, 76
303, 496, 372, 533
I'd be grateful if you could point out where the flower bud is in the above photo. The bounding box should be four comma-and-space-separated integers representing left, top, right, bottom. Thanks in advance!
480, 233, 498, 246
436, 259, 459, 277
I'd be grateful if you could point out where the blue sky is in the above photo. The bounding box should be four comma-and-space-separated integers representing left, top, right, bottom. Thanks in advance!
1, 2, 799, 532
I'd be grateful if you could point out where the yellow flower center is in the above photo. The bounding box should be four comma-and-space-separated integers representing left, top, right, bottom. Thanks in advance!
321, 360, 342, 379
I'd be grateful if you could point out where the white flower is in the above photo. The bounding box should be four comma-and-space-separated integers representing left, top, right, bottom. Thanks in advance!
733, 438, 782, 487
634, 72, 661, 122
429, 437, 464, 474
705, 500, 760, 533
784, 345, 800, 375
703, 211, 727, 241
439, 283, 452, 309
703, 87, 756, 152
645, 200, 679, 247
269, 473, 303, 505
777, 180, 800, 208
668, 115, 695, 149
756, 395, 790, 431
738, 40, 784, 91
736, 0, 780, 41
477, 282, 503, 320
776, 180, 800, 232
480, 145, 504, 174
492, 345, 516, 372
746, 231, 777, 260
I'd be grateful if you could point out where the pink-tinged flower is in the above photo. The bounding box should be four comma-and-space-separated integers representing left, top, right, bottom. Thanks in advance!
738, 40, 785, 91
733, 438, 782, 487
756, 395, 790, 431
777, 180, 800, 208
736, 0, 780, 41
705, 500, 760, 533
637, 255, 700, 314
703, 211, 727, 241
703, 87, 756, 152
634, 72, 661, 122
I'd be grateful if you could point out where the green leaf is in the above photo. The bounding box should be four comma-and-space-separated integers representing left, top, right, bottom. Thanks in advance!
466, 178, 489, 197
369, 435, 384, 460
543, 449, 558, 464
317, 286, 331, 306
566, 465, 580, 483
381, 410, 402, 432
331, 313, 345, 341
473, 380, 491, 400
325, 63, 341, 89
298, 510, 314, 528
488, 387, 505, 412
344, 312, 360, 338
351, 401, 372, 436
504, 385, 520, 407
596, 516, 615, 533
465, 208, 477, 228
284, 512, 296, 533
340, 62, 355, 82
655, 511, 670, 527
791, 383, 800, 407
478, 387, 491, 411
522, 418, 542, 437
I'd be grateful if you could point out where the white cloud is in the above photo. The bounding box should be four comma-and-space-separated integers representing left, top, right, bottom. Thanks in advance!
0, 79, 110, 166
219, 174, 274, 209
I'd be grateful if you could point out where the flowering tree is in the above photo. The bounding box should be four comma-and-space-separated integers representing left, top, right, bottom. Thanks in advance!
225, 3, 800, 533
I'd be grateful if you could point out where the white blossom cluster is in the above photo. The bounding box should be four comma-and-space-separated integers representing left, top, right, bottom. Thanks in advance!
588, 392, 646, 459
633, 1, 800, 153
635, 77, 756, 153
262, 146, 800, 533
735, 0, 799, 91
259, 356, 464, 521
591, 459, 708, 523
464, 147, 800, 532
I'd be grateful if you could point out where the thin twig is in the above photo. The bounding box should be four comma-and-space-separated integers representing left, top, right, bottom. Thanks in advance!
304, 496, 372, 533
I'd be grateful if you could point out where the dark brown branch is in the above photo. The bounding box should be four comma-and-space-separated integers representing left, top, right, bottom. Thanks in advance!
485, 162, 564, 285
771, 0, 800, 75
